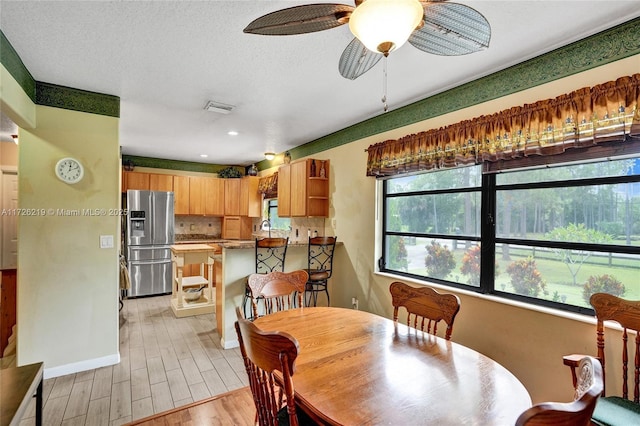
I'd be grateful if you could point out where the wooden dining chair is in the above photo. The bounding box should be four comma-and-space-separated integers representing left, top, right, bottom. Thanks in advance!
234, 307, 305, 426
389, 281, 460, 340
563, 293, 640, 425
516, 356, 603, 426
248, 270, 308, 320
243, 237, 289, 319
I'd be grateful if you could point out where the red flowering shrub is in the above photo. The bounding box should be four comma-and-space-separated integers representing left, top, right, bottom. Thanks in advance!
424, 240, 456, 279
460, 245, 481, 285
582, 274, 625, 304
506, 257, 547, 297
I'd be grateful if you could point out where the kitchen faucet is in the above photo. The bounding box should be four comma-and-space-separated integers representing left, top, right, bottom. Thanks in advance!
260, 219, 271, 238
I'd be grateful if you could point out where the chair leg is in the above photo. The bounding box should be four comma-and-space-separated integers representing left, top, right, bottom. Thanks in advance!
324, 284, 330, 307
242, 285, 252, 320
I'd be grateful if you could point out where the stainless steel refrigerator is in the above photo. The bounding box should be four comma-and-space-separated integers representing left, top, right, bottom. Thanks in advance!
126, 190, 174, 297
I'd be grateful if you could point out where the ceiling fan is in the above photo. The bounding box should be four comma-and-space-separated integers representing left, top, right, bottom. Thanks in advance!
244, 0, 491, 80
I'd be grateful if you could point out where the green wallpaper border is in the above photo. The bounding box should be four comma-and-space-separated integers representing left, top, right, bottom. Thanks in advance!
122, 155, 243, 174
282, 16, 640, 164
1, 30, 119, 117
36, 82, 119, 117
0, 30, 36, 102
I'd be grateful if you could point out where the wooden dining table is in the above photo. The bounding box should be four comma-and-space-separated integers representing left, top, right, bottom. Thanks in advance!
254, 307, 531, 425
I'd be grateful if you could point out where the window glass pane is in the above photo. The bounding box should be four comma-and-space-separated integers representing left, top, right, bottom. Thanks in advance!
496, 182, 640, 247
386, 165, 481, 194
495, 244, 640, 309
386, 192, 481, 236
384, 236, 481, 287
264, 199, 290, 231
496, 158, 639, 185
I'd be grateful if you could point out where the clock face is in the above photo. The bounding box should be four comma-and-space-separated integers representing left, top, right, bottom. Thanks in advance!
55, 157, 84, 184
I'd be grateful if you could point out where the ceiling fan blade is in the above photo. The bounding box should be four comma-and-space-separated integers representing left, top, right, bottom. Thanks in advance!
339, 37, 382, 80
244, 4, 354, 35
410, 2, 491, 56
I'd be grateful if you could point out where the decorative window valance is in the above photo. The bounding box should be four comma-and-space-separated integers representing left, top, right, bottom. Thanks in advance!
366, 74, 640, 177
258, 172, 278, 199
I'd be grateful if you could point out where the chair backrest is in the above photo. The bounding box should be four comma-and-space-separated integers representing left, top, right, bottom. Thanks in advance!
248, 270, 308, 319
515, 356, 604, 426
234, 307, 301, 426
389, 281, 461, 340
590, 292, 640, 401
255, 237, 288, 274
307, 236, 337, 278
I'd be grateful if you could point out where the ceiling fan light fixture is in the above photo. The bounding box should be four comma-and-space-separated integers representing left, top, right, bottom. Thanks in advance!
264, 152, 276, 161
348, 0, 423, 56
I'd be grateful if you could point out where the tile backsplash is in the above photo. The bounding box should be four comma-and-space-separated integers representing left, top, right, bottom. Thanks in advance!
174, 216, 331, 242
175, 216, 221, 237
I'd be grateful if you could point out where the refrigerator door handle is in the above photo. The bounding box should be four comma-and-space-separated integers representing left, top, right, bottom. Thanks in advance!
129, 259, 172, 266
129, 245, 172, 251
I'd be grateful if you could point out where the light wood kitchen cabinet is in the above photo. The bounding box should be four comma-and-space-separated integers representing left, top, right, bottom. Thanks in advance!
189, 177, 205, 215
224, 176, 260, 217
123, 171, 173, 192
224, 179, 241, 216
173, 175, 190, 215
278, 164, 291, 217
222, 216, 253, 240
278, 159, 329, 217
188, 176, 225, 216
123, 171, 150, 191
149, 174, 173, 191
205, 178, 225, 216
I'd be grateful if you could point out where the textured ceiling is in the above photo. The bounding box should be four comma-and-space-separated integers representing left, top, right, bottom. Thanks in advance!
1, 1, 639, 165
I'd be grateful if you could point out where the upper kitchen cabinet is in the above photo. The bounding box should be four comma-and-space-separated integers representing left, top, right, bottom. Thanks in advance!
123, 171, 173, 192
173, 175, 190, 215
189, 177, 206, 215
224, 176, 260, 217
278, 159, 329, 217
149, 174, 173, 191
277, 164, 291, 217
204, 177, 225, 216
123, 171, 150, 191
189, 176, 225, 216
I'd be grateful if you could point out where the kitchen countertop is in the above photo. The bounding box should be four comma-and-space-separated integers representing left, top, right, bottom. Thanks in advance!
174, 235, 313, 249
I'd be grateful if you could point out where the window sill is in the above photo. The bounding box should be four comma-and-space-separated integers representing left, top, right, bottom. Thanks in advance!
376, 271, 601, 327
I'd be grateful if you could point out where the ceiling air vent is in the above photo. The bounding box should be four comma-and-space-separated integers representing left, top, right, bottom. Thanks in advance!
203, 101, 234, 114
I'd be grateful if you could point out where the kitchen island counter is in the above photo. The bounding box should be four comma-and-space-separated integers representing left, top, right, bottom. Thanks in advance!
173, 239, 340, 348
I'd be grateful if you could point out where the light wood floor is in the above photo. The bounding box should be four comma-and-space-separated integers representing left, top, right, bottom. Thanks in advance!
9, 294, 249, 426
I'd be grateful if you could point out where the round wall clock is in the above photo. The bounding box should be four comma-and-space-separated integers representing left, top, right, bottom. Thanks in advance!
55, 157, 84, 184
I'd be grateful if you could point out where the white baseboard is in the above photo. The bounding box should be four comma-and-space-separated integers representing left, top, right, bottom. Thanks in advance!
44, 353, 120, 379
221, 337, 239, 350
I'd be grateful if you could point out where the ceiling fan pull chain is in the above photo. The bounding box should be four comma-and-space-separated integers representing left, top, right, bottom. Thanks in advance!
382, 56, 388, 113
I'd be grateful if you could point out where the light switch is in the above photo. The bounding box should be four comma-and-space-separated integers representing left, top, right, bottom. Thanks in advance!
100, 235, 114, 249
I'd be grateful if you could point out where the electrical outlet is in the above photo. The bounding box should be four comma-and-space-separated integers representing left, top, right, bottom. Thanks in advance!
100, 235, 114, 249
351, 297, 359, 310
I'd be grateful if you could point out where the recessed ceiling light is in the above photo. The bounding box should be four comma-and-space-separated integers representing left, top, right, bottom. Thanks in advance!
228, 131, 239, 136
200, 154, 208, 158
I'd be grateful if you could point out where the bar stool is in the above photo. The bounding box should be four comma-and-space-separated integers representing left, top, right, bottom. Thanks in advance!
305, 236, 337, 307
242, 237, 289, 319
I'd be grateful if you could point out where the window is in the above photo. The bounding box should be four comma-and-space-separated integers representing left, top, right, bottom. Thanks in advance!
381, 157, 640, 313
263, 199, 290, 231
